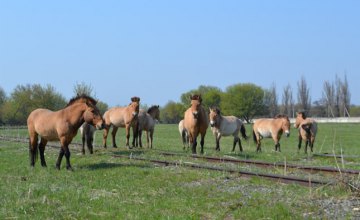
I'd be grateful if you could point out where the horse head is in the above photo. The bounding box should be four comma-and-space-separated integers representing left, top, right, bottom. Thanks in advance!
190, 94, 202, 119
129, 96, 140, 117
209, 107, 221, 127
83, 100, 105, 130
148, 105, 160, 121
294, 111, 306, 128
275, 114, 290, 137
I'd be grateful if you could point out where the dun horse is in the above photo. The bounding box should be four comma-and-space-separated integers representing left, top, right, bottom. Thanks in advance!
252, 114, 290, 152
132, 105, 160, 148
27, 95, 104, 170
183, 95, 208, 154
294, 111, 318, 153
102, 97, 140, 148
79, 122, 96, 154
178, 119, 190, 150
209, 107, 247, 152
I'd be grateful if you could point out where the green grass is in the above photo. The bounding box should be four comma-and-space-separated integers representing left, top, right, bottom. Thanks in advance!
1, 123, 360, 219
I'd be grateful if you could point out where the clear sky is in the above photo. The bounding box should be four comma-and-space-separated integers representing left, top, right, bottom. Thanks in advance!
1, 1, 359, 107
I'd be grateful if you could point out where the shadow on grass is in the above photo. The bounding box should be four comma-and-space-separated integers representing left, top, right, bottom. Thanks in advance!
80, 161, 153, 171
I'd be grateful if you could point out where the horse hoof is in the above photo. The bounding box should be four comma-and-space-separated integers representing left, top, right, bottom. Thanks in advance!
113, 146, 118, 148
66, 166, 74, 171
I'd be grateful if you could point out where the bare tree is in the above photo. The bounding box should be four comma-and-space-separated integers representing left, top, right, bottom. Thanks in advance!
263, 83, 278, 117
281, 84, 294, 117
339, 74, 351, 117
322, 81, 335, 117
297, 76, 311, 112
73, 82, 95, 97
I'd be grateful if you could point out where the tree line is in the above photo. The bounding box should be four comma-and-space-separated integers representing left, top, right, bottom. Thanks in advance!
0, 75, 357, 125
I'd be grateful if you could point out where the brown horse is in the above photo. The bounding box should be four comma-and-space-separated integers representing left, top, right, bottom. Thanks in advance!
132, 105, 160, 148
294, 111, 318, 153
79, 122, 96, 154
209, 107, 247, 152
183, 95, 208, 154
102, 97, 140, 148
27, 94, 104, 170
252, 114, 290, 152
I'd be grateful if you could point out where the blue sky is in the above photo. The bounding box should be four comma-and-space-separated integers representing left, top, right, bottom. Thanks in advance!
1, 1, 359, 107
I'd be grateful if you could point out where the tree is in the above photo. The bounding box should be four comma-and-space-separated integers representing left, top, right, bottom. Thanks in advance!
297, 76, 311, 113
339, 74, 351, 117
0, 86, 7, 124
281, 84, 294, 117
2, 84, 66, 125
263, 83, 278, 117
160, 101, 186, 124
180, 85, 222, 110
221, 83, 265, 123
322, 80, 336, 117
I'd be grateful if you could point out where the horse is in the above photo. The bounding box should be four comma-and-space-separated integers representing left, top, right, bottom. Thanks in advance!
27, 94, 104, 170
132, 105, 160, 148
79, 122, 96, 154
209, 107, 247, 152
252, 114, 290, 152
183, 94, 208, 154
178, 119, 190, 150
102, 97, 140, 148
294, 111, 318, 153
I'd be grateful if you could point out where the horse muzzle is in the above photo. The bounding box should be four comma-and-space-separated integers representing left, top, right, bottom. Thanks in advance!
96, 122, 106, 130
210, 121, 215, 127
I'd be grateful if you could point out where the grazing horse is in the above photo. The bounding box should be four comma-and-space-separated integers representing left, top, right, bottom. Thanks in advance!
178, 119, 190, 150
27, 95, 104, 170
294, 111, 318, 153
252, 114, 290, 152
79, 122, 96, 154
183, 94, 208, 154
209, 107, 247, 152
132, 105, 160, 148
102, 97, 140, 148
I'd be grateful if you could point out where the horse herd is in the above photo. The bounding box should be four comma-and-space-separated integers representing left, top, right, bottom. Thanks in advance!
26, 94, 318, 170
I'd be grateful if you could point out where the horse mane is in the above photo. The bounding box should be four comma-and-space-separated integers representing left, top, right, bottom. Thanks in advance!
297, 111, 307, 119
147, 105, 159, 114
210, 106, 221, 115
190, 94, 202, 103
131, 96, 140, 102
66, 94, 97, 107
274, 114, 289, 119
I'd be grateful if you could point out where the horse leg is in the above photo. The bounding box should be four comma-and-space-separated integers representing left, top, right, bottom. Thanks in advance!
38, 138, 48, 167
310, 136, 315, 152
146, 131, 150, 148
29, 133, 38, 167
190, 135, 197, 154
149, 130, 154, 149
111, 126, 118, 148
200, 134, 205, 154
125, 125, 130, 147
139, 130, 143, 148
304, 139, 309, 154
256, 140, 262, 152
88, 135, 94, 154
56, 148, 65, 170
215, 136, 221, 151
232, 136, 239, 152
102, 126, 109, 148
81, 134, 86, 155
297, 135, 302, 153
237, 137, 243, 152
64, 146, 73, 171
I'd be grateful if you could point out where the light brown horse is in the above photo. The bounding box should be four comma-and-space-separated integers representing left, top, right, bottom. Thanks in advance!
102, 97, 140, 148
178, 119, 190, 150
27, 95, 104, 170
79, 122, 96, 154
132, 105, 160, 148
294, 111, 318, 153
252, 114, 290, 152
209, 107, 247, 152
183, 94, 208, 154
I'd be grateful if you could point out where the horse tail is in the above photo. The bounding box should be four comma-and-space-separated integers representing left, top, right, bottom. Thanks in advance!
252, 130, 257, 143
240, 124, 248, 140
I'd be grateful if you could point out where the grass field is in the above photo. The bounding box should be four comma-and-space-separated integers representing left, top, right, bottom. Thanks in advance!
1, 123, 360, 219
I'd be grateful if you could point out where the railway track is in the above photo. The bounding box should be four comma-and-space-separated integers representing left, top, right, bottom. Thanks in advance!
156, 151, 360, 176
1, 135, 356, 187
